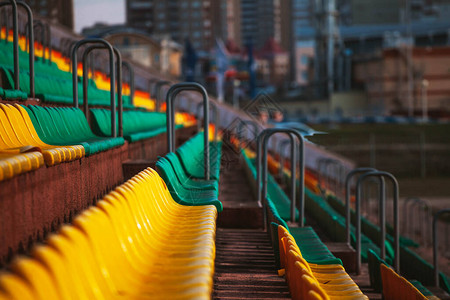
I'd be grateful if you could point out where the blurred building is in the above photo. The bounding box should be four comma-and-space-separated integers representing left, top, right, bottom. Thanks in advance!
22, 0, 74, 30
82, 24, 182, 77
126, 0, 238, 54
255, 38, 289, 86
353, 46, 450, 116
240, 0, 289, 49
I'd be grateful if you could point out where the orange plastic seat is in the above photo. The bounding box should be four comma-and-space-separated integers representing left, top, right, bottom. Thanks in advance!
380, 264, 428, 300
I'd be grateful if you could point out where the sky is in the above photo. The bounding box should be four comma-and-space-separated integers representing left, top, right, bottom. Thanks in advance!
74, 0, 126, 33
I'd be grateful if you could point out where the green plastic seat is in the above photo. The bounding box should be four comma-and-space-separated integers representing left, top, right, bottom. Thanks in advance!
176, 132, 221, 180
165, 152, 218, 191
24, 105, 124, 156
90, 108, 171, 142
155, 156, 222, 212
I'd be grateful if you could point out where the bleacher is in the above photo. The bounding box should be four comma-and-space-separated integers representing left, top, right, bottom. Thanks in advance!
1, 3, 449, 300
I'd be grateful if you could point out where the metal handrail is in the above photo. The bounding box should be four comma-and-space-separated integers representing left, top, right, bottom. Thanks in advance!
0, 0, 19, 89
318, 158, 345, 196
410, 198, 430, 246
166, 82, 210, 180
2, 8, 8, 44
9, 1, 34, 97
355, 171, 400, 275
121, 61, 134, 106
71, 38, 116, 137
32, 20, 45, 63
402, 197, 420, 235
44, 22, 51, 65
278, 139, 292, 180
316, 158, 334, 192
345, 167, 376, 245
407, 197, 425, 240
433, 208, 450, 287
153, 80, 171, 112
257, 128, 305, 227
237, 119, 258, 149
196, 101, 218, 141
82, 45, 123, 137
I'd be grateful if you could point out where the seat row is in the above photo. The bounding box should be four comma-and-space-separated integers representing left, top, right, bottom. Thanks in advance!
0, 65, 133, 107
272, 147, 450, 296
90, 108, 173, 142
238, 147, 367, 298
313, 170, 450, 294
0, 103, 85, 180
278, 225, 368, 300
0, 168, 218, 300
156, 132, 223, 212
380, 263, 439, 300
0, 102, 193, 182
240, 148, 340, 265
0, 38, 133, 107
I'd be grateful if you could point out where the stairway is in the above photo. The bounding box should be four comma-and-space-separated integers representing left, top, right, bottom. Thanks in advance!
213, 144, 291, 299
213, 229, 291, 299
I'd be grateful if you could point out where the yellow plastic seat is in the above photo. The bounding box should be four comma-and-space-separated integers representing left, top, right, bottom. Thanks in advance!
0, 103, 85, 167
0, 167, 216, 299
5, 257, 61, 300
0, 273, 35, 300
0, 109, 44, 181
279, 225, 368, 300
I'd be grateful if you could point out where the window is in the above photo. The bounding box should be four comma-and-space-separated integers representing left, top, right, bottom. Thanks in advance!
302, 70, 308, 80
301, 55, 309, 65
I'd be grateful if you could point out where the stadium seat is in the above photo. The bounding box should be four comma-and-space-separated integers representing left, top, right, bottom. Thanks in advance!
380, 264, 430, 300
165, 152, 218, 191
0, 168, 217, 299
176, 132, 221, 180
24, 105, 124, 156
90, 108, 170, 142
0, 103, 85, 165
0, 272, 35, 300
279, 226, 368, 300
156, 156, 223, 212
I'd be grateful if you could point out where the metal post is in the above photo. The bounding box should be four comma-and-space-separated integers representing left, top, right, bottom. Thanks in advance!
166, 82, 210, 180
33, 20, 45, 63
44, 22, 51, 65
355, 171, 400, 275
153, 80, 171, 112
257, 128, 305, 227
278, 139, 292, 180
402, 197, 419, 236
1, 0, 19, 89
421, 79, 429, 122
197, 101, 219, 142
263, 133, 296, 223
433, 209, 450, 287
81, 45, 123, 137
323, 159, 345, 197
410, 198, 429, 243
370, 133, 376, 168
420, 131, 426, 178
71, 39, 116, 137
237, 119, 258, 149
122, 61, 135, 106
317, 158, 332, 192
3, 8, 8, 44
407, 198, 422, 239
3, 1, 34, 96
345, 168, 376, 245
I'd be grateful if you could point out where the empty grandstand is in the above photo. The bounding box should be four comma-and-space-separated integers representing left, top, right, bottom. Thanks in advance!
0, 1, 449, 300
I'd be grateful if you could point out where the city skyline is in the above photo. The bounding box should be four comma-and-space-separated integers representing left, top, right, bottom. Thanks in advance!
74, 0, 125, 32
